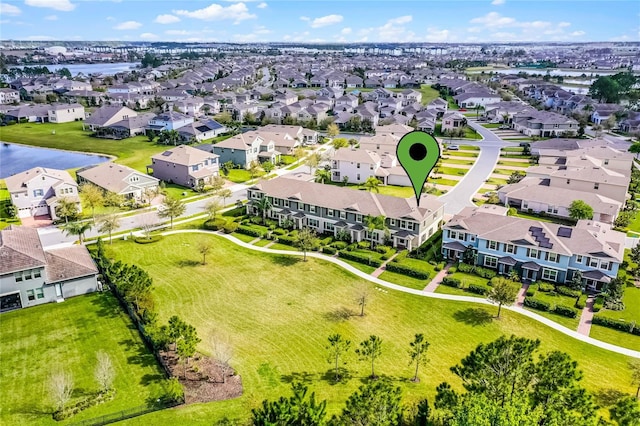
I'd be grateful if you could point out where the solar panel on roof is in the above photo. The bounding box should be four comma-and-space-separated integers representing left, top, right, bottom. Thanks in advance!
557, 227, 573, 238
162, 151, 172, 156
529, 226, 543, 233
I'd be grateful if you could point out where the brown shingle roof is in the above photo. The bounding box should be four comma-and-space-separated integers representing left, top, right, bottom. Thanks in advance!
45, 246, 98, 283
0, 226, 48, 275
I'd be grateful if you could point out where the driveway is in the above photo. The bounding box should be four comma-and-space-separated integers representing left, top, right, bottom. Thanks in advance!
437, 121, 508, 215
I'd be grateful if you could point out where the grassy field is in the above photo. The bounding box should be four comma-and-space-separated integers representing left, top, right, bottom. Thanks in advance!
347, 85, 439, 105
440, 158, 475, 166
459, 145, 480, 151
598, 286, 640, 323
442, 151, 478, 158
0, 292, 165, 425
590, 326, 640, 352
0, 184, 21, 230
497, 160, 531, 168
104, 233, 636, 424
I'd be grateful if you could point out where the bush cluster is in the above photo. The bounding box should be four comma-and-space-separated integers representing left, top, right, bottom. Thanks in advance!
236, 225, 265, 238
134, 235, 163, 244
385, 263, 430, 280
442, 277, 461, 288
338, 251, 383, 267
523, 297, 551, 312
592, 316, 640, 336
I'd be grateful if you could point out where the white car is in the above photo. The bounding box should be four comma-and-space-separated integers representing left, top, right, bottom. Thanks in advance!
447, 145, 459, 150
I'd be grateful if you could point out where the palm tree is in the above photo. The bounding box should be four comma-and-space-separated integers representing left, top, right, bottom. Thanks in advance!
158, 129, 182, 146
254, 196, 272, 224
314, 168, 331, 184
364, 215, 387, 249
63, 221, 93, 244
97, 213, 120, 244
362, 176, 380, 193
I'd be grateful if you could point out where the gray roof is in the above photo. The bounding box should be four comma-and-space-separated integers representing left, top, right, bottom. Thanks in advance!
6, 167, 76, 194
152, 145, 218, 166
250, 176, 443, 223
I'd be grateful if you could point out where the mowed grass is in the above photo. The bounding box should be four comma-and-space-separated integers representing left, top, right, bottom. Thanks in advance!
106, 233, 636, 424
442, 151, 478, 158
0, 122, 169, 173
0, 292, 165, 425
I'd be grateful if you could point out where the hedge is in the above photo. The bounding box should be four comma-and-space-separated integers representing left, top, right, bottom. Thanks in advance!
556, 286, 581, 298
385, 263, 430, 279
322, 246, 337, 255
592, 316, 640, 336
338, 251, 383, 267
554, 305, 578, 319
457, 263, 475, 273
236, 225, 265, 238
203, 218, 227, 231
523, 297, 551, 312
575, 294, 587, 310
467, 284, 489, 295
525, 286, 537, 297
134, 235, 163, 244
538, 283, 555, 292
442, 277, 461, 288
593, 295, 605, 312
223, 223, 239, 234
474, 266, 496, 279
331, 241, 348, 250
276, 235, 297, 246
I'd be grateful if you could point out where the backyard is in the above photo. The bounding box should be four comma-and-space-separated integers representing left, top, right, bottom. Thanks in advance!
0, 292, 166, 426
104, 232, 636, 424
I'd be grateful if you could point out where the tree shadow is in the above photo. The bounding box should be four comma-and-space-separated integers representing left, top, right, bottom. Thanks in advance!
270, 255, 300, 267
141, 373, 165, 386
120, 339, 159, 368
453, 308, 494, 326
177, 259, 201, 267
320, 368, 353, 385
280, 371, 316, 384
323, 307, 356, 322
90, 292, 121, 319
594, 388, 627, 407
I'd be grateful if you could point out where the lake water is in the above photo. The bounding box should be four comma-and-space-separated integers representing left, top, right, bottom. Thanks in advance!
0, 143, 109, 178
468, 68, 621, 77
10, 62, 140, 76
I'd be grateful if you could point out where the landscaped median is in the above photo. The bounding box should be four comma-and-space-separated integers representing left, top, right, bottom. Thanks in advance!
475, 145, 533, 200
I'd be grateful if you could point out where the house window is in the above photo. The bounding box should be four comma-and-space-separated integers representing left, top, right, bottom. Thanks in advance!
449, 230, 457, 239
505, 244, 516, 254
283, 200, 290, 208
484, 256, 498, 268
308, 218, 319, 228
594, 183, 599, 190
36, 288, 44, 299
356, 174, 360, 180
24, 270, 32, 280
34, 269, 41, 278
547, 205, 558, 214
390, 219, 396, 226
310, 205, 316, 213
327, 209, 334, 217
529, 248, 539, 258
589, 258, 599, 268
548, 252, 559, 263
604, 159, 609, 165
273, 198, 281, 206
339, 211, 346, 220
325, 223, 334, 231
600, 261, 609, 270
457, 232, 465, 241
576, 255, 583, 263
522, 201, 528, 209
470, 235, 476, 242
542, 268, 558, 282
27, 290, 35, 301
356, 214, 362, 223
486, 240, 498, 250
33, 189, 44, 197
14, 272, 23, 282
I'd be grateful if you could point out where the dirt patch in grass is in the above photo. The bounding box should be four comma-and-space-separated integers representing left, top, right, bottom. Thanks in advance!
160, 350, 243, 404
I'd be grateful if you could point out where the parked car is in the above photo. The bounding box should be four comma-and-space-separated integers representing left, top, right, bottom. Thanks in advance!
447, 145, 459, 150
499, 125, 510, 130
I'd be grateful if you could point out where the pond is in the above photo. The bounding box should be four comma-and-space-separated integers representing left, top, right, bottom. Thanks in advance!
0, 143, 109, 178
9, 62, 140, 76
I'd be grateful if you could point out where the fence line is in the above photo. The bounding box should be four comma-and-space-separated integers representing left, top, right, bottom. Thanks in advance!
68, 401, 181, 426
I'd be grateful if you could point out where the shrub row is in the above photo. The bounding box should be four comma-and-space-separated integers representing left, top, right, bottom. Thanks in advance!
331, 241, 348, 250
134, 235, 163, 244
338, 251, 383, 267
538, 283, 555, 292
593, 295, 605, 312
554, 305, 579, 319
523, 297, 551, 312
203, 218, 227, 231
556, 286, 581, 298
442, 277, 461, 288
276, 235, 297, 246
223, 222, 239, 234
575, 294, 587, 310
467, 284, 489, 295
455, 262, 496, 279
236, 225, 265, 238
322, 246, 337, 255
385, 263, 430, 280
592, 316, 640, 336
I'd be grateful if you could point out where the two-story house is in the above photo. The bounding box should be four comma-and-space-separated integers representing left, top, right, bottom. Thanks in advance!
147, 111, 194, 132
5, 167, 82, 220
441, 112, 466, 132
77, 163, 159, 202
0, 225, 99, 312
47, 103, 85, 123
247, 176, 445, 250
442, 206, 625, 291
150, 145, 220, 189
331, 148, 381, 184
0, 88, 20, 104
212, 131, 279, 168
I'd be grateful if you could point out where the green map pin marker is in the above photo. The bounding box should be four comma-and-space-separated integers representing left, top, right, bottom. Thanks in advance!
396, 131, 441, 207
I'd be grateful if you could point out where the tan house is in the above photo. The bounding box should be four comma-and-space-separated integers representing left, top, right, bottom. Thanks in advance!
47, 103, 85, 123
149, 145, 220, 189
77, 163, 159, 202
5, 167, 82, 220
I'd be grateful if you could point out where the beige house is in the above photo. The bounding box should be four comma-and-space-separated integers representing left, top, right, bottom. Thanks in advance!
5, 167, 82, 220
77, 163, 159, 202
47, 103, 85, 123
150, 145, 219, 189
441, 112, 466, 132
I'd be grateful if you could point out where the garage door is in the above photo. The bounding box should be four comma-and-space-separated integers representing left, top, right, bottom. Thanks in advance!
33, 204, 49, 217
1, 292, 22, 312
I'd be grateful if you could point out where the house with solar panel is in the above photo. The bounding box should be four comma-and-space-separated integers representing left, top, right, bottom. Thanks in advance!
442, 205, 624, 291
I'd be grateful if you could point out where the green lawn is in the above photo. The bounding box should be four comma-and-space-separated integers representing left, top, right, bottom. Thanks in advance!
231, 232, 256, 243
435, 284, 480, 298
253, 239, 272, 247
493, 168, 519, 176
0, 185, 21, 230
482, 123, 501, 128
378, 270, 427, 290
440, 158, 475, 166
162, 183, 199, 199
590, 326, 640, 352
512, 211, 576, 226
485, 177, 508, 186
429, 178, 459, 187
627, 210, 640, 234
0, 292, 165, 425
442, 151, 479, 158
226, 169, 265, 183
497, 160, 531, 168
523, 308, 580, 331
0, 122, 170, 173
501, 147, 525, 152
437, 166, 468, 177
105, 233, 636, 424
598, 286, 640, 323
459, 145, 480, 151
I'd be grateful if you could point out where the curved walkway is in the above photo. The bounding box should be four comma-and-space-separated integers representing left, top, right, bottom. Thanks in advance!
159, 229, 640, 359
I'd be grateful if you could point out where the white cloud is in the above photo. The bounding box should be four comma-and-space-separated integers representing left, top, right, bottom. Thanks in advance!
174, 3, 256, 24
44, 14, 57, 20
360, 15, 417, 42
0, 3, 21, 15
25, 0, 75, 12
570, 30, 585, 36
310, 14, 343, 28
470, 12, 516, 28
165, 29, 189, 35
300, 16, 310, 21
341, 27, 352, 35
253, 25, 271, 35
154, 14, 180, 24
140, 32, 158, 40
491, 0, 505, 5
114, 21, 142, 30
105, 16, 115, 21
25, 34, 54, 40
424, 27, 452, 42
388, 15, 412, 25
257, 2, 267, 8
468, 12, 577, 41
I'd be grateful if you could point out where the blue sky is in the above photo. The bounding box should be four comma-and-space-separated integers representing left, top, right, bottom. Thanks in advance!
0, 0, 638, 43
